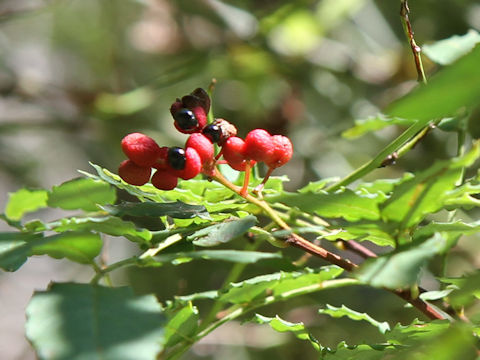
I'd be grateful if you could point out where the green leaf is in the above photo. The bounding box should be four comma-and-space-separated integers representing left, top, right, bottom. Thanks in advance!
355, 233, 447, 289
189, 215, 257, 247
342, 115, 415, 139
0, 232, 43, 271
101, 201, 210, 220
266, 189, 383, 221
321, 341, 398, 360
252, 314, 320, 350
48, 177, 116, 212
385, 319, 450, 345
381, 143, 480, 228
0, 231, 101, 271
318, 304, 390, 334
387, 44, 480, 122
143, 250, 284, 267
419, 288, 455, 301
29, 216, 152, 243
164, 303, 199, 348
443, 271, 480, 307
413, 220, 480, 243
322, 222, 395, 247
5, 188, 48, 221
26, 283, 166, 360
423, 30, 480, 65
219, 266, 346, 304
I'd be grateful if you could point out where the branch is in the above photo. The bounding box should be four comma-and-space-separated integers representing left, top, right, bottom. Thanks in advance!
400, 0, 427, 84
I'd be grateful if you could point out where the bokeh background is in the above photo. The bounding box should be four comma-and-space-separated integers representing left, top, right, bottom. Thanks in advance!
1, 0, 480, 359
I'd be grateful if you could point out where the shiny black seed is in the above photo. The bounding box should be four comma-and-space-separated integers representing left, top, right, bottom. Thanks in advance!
167, 147, 186, 170
173, 109, 198, 130
202, 124, 222, 143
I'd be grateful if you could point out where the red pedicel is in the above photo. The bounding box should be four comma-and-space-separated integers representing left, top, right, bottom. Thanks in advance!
121, 132, 162, 167
185, 133, 214, 165
171, 147, 202, 180
222, 136, 246, 164
244, 129, 274, 163
266, 135, 293, 168
151, 169, 178, 190
118, 160, 151, 186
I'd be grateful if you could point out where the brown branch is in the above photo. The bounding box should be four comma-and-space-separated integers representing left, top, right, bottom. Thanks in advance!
400, 0, 427, 84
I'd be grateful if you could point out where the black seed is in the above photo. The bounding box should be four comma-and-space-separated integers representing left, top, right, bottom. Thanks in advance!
167, 147, 186, 170
173, 108, 198, 130
202, 124, 222, 143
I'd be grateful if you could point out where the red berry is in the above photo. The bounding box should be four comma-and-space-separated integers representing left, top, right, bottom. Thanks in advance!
153, 147, 169, 170
151, 169, 178, 190
244, 129, 274, 163
222, 136, 246, 164
227, 159, 255, 172
171, 147, 202, 180
121, 133, 162, 167
186, 133, 214, 165
266, 135, 293, 168
118, 160, 151, 186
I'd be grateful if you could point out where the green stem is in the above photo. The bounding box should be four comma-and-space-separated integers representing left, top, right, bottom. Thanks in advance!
326, 120, 430, 192
90, 257, 139, 284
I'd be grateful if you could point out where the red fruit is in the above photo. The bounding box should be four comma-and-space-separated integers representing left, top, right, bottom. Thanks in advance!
118, 160, 151, 186
185, 133, 214, 165
121, 132, 162, 167
222, 136, 246, 164
170, 89, 210, 134
171, 147, 202, 180
244, 129, 274, 163
266, 135, 293, 168
151, 169, 178, 190
227, 159, 255, 172
153, 147, 169, 170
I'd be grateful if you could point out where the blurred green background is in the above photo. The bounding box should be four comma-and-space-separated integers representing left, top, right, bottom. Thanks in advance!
1, 0, 480, 359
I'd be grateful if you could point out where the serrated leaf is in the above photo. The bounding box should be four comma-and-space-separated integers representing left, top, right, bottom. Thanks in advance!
101, 201, 210, 220
445, 271, 480, 307
318, 304, 390, 334
419, 288, 455, 301
342, 115, 415, 139
27, 216, 152, 244
323, 222, 395, 247
252, 314, 320, 350
190, 215, 257, 247
387, 44, 480, 122
48, 177, 116, 212
0, 231, 101, 271
164, 303, 199, 348
355, 233, 447, 289
321, 341, 398, 360
381, 143, 480, 228
143, 250, 284, 267
266, 189, 383, 221
413, 220, 480, 243
5, 188, 48, 221
423, 30, 480, 65
26, 283, 166, 360
219, 266, 346, 304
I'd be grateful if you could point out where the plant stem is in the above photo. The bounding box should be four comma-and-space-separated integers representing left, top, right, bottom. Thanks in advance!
326, 120, 430, 192
212, 167, 445, 321
400, 0, 427, 84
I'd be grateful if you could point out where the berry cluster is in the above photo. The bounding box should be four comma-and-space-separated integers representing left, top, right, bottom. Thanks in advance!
118, 87, 293, 195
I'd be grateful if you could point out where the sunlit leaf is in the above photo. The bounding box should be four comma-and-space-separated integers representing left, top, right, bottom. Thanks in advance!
219, 266, 346, 304
0, 231, 101, 271
381, 143, 480, 228
266, 189, 384, 221
355, 234, 447, 289
423, 30, 480, 65
164, 303, 199, 348
252, 314, 320, 350
48, 177, 116, 212
342, 115, 414, 139
387, 44, 480, 122
26, 283, 166, 360
5, 188, 48, 221
318, 304, 390, 334
190, 215, 257, 247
